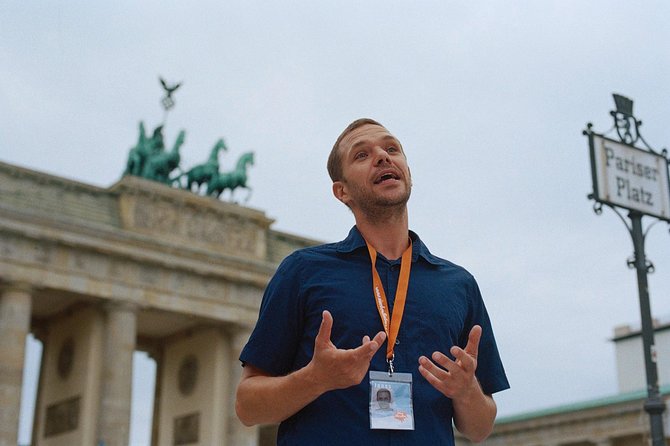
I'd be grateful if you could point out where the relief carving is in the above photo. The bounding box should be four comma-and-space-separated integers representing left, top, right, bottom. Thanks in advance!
33, 241, 54, 264
44, 396, 80, 437
109, 258, 135, 283
71, 251, 109, 278
170, 271, 187, 291
0, 234, 16, 257
173, 412, 199, 445
187, 210, 225, 245
138, 264, 161, 285
133, 196, 179, 234
122, 191, 264, 259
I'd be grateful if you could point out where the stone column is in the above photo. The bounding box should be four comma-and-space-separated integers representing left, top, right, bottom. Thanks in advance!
0, 283, 32, 446
149, 348, 163, 446
30, 327, 47, 446
227, 327, 259, 446
97, 302, 137, 446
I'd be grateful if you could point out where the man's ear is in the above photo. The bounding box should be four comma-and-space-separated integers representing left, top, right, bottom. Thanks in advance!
332, 181, 348, 205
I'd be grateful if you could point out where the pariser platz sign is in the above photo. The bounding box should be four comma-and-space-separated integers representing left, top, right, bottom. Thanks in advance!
589, 134, 670, 221
585, 94, 669, 446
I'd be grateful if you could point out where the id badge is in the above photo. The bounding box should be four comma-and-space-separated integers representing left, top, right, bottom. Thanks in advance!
369, 371, 415, 430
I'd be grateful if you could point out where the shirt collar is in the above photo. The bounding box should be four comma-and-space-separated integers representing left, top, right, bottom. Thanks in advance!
335, 226, 442, 266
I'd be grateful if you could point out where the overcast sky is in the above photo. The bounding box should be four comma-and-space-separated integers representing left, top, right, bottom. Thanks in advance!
3, 2, 670, 445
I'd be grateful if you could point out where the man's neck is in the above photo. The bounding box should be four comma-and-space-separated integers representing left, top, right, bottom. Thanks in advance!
355, 210, 410, 260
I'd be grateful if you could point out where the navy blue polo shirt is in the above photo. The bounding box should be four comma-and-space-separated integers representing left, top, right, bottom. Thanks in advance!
240, 226, 509, 446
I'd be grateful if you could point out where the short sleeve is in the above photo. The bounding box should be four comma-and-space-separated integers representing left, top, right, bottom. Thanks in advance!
465, 278, 510, 395
239, 252, 306, 376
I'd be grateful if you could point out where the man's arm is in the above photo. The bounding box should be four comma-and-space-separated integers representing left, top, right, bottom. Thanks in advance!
418, 325, 497, 443
235, 310, 386, 426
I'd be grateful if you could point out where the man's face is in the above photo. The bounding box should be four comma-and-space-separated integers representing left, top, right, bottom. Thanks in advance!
333, 124, 412, 214
377, 389, 391, 409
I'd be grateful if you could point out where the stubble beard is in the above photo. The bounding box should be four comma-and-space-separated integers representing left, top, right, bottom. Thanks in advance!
345, 179, 412, 223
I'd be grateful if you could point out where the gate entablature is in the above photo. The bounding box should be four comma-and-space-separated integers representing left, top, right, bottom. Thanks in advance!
0, 160, 315, 333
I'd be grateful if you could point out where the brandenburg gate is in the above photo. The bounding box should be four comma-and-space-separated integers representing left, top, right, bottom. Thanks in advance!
0, 160, 314, 445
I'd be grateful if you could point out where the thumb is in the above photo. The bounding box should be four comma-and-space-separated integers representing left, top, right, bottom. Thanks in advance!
464, 325, 482, 358
314, 310, 333, 349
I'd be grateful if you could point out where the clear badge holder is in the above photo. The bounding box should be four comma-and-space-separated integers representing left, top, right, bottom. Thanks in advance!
369, 370, 415, 430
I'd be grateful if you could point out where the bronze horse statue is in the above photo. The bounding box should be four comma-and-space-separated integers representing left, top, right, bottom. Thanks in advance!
124, 122, 185, 185
124, 122, 164, 177
183, 138, 228, 192
142, 130, 185, 184
206, 152, 254, 202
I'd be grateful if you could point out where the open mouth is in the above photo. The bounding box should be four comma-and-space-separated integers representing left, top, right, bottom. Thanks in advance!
374, 172, 400, 184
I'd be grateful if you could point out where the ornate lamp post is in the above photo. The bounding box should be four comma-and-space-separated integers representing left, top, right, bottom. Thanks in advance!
584, 94, 670, 445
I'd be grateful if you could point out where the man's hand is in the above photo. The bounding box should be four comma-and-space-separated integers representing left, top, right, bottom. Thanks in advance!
418, 325, 481, 400
236, 310, 386, 426
307, 310, 387, 391
417, 325, 497, 443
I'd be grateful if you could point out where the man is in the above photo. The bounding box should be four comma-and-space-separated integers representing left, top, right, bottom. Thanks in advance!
375, 388, 392, 411
236, 118, 509, 445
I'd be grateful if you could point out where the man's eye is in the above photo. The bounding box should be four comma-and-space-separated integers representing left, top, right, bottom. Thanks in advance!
387, 146, 398, 153
355, 152, 367, 159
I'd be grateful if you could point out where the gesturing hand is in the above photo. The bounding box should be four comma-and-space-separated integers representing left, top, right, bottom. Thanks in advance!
308, 310, 387, 391
418, 325, 482, 401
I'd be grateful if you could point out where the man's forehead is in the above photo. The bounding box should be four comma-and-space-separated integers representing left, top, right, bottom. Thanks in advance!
340, 124, 399, 149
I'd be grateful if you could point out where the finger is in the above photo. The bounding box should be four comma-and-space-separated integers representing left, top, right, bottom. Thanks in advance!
419, 355, 450, 380
366, 331, 386, 355
418, 356, 462, 399
431, 350, 457, 372
449, 346, 476, 373
464, 325, 482, 358
418, 360, 443, 389
371, 331, 387, 349
354, 331, 386, 359
314, 310, 333, 348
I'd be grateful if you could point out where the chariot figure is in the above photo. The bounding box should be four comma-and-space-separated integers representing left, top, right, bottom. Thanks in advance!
142, 130, 186, 184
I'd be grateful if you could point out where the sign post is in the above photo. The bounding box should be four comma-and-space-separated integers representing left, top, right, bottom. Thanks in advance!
585, 94, 670, 445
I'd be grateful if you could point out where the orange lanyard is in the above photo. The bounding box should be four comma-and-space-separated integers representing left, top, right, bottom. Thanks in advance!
365, 239, 413, 374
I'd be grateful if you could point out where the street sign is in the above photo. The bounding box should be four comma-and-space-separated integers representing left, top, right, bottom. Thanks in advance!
589, 134, 670, 222
585, 94, 669, 446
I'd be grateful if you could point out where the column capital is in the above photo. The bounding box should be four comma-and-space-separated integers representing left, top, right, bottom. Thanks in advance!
103, 300, 139, 313
1, 281, 33, 295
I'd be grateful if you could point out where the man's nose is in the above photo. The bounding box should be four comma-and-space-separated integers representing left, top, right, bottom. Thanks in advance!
372, 147, 391, 165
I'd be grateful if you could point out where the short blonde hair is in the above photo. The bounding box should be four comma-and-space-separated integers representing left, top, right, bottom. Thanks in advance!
327, 118, 385, 182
